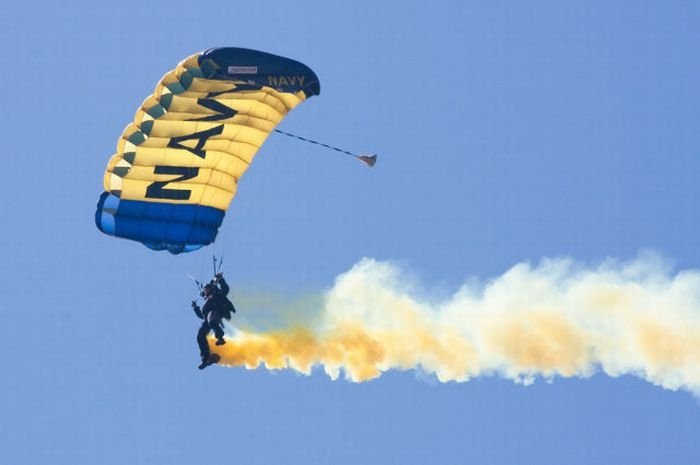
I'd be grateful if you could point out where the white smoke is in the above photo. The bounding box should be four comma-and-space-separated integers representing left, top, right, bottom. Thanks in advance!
215, 253, 700, 393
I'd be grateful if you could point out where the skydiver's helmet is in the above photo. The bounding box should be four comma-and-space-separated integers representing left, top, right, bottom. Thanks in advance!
201, 283, 215, 298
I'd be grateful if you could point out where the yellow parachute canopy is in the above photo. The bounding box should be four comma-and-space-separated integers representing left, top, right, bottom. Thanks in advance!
95, 47, 320, 253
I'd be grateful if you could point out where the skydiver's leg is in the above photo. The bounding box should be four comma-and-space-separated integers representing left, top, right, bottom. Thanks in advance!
208, 312, 226, 345
196, 322, 211, 361
214, 321, 225, 344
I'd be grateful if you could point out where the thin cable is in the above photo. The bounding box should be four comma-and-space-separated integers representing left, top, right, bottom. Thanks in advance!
273, 129, 358, 157
272, 129, 377, 167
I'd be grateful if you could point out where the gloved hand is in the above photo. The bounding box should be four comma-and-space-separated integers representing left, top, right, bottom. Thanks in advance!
191, 300, 198, 308
215, 272, 223, 280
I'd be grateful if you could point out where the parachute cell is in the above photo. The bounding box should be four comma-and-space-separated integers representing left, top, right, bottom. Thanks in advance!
95, 47, 320, 253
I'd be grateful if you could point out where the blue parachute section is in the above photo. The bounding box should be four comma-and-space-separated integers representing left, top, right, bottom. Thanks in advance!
95, 192, 225, 254
199, 47, 321, 97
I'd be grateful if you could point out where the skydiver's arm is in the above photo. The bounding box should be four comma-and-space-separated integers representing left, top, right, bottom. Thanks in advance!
191, 301, 204, 320
218, 277, 230, 296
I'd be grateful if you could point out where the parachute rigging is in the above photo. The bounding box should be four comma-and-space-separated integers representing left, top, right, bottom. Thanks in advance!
272, 129, 377, 167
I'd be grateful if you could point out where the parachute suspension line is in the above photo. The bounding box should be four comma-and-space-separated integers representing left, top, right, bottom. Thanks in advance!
187, 275, 204, 302
213, 255, 224, 275
272, 129, 377, 167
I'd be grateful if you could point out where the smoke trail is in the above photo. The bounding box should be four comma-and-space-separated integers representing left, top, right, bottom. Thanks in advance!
211, 253, 700, 393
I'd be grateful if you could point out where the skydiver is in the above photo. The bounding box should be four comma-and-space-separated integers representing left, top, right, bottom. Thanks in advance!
190, 272, 236, 369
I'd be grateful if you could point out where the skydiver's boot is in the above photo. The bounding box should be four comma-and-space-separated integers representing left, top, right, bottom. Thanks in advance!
216, 338, 226, 345
198, 353, 221, 370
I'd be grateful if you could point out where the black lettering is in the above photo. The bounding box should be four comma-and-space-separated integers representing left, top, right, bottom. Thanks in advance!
189, 99, 237, 122
167, 125, 224, 159
145, 166, 199, 200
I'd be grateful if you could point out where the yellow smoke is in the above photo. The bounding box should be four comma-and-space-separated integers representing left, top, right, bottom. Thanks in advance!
208, 254, 700, 392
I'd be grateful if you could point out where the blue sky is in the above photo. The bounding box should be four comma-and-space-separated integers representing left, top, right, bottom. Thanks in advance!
1, 1, 699, 464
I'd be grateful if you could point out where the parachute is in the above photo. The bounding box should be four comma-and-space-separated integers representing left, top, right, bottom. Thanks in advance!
95, 47, 320, 254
